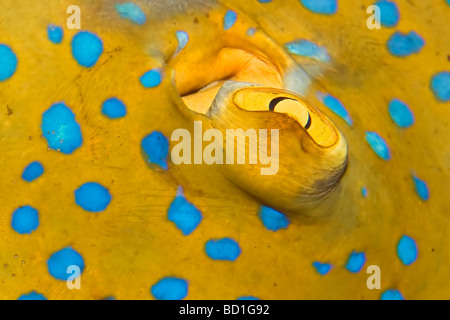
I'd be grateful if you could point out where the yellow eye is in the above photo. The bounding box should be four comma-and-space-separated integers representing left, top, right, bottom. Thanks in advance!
269, 97, 311, 129
232, 86, 339, 147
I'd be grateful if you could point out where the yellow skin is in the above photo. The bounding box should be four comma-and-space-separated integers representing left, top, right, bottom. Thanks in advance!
0, 0, 449, 299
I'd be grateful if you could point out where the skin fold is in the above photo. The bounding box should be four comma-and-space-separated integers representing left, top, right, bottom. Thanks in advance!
0, 0, 449, 300
202, 81, 348, 219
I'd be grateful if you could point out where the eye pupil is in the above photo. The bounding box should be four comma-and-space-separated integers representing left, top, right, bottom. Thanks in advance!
304, 114, 312, 129
269, 97, 293, 111
269, 97, 312, 129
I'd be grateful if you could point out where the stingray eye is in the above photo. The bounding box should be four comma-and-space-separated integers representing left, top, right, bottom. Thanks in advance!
269, 97, 311, 129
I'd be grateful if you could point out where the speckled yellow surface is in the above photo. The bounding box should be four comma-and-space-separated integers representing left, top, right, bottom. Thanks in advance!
0, 0, 449, 300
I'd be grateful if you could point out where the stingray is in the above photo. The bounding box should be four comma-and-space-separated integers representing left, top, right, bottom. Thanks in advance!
0, 0, 449, 300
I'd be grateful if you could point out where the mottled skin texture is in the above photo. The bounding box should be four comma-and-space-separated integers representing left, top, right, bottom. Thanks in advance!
0, 0, 449, 299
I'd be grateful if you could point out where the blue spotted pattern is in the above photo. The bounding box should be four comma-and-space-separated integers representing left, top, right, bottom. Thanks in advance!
345, 251, 366, 273
259, 206, 290, 231
366, 131, 391, 161
285, 39, 330, 62
361, 187, 368, 198
75, 182, 112, 212
11, 205, 39, 234
17, 291, 47, 300
41, 103, 83, 154
151, 277, 188, 300
141, 131, 169, 170
412, 175, 429, 201
102, 97, 127, 119
0, 44, 18, 81
313, 262, 332, 275
22, 161, 44, 182
246, 28, 257, 37
168, 195, 202, 235
397, 235, 418, 265
175, 31, 189, 54
47, 247, 84, 281
388, 99, 414, 128
115, 2, 147, 25
375, 0, 400, 27
140, 68, 163, 88
381, 289, 404, 300
205, 238, 241, 261
238, 296, 260, 300
430, 71, 450, 102
322, 94, 353, 126
300, 0, 337, 15
71, 31, 103, 67
387, 31, 425, 57
224, 10, 237, 30
0, 0, 444, 301
47, 24, 63, 44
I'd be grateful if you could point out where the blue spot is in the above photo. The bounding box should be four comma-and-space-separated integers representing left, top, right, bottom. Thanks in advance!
365, 131, 391, 161
246, 28, 257, 37
140, 68, 163, 88
102, 97, 127, 119
75, 182, 112, 212
322, 95, 353, 126
345, 251, 366, 273
238, 296, 260, 300
375, 0, 400, 27
71, 31, 103, 67
205, 238, 241, 261
141, 131, 169, 170
115, 2, 147, 25
168, 195, 202, 235
430, 71, 450, 102
11, 206, 39, 234
300, 0, 337, 15
47, 24, 63, 44
0, 44, 18, 81
41, 103, 83, 154
388, 99, 414, 128
224, 10, 237, 30
397, 235, 418, 265
22, 161, 44, 182
17, 291, 47, 300
361, 187, 368, 198
175, 31, 189, 54
285, 39, 330, 62
313, 262, 332, 275
259, 206, 290, 231
387, 31, 425, 57
47, 247, 84, 281
258, 0, 272, 2
151, 277, 188, 300
381, 289, 404, 300
413, 176, 429, 200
